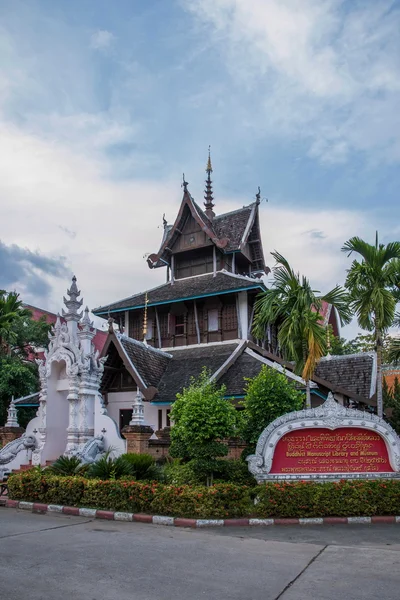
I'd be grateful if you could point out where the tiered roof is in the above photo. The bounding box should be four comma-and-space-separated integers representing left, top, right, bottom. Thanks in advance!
101, 332, 377, 407
146, 183, 266, 273
93, 271, 265, 315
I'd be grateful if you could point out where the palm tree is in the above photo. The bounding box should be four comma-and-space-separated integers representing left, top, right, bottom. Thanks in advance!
342, 234, 400, 417
253, 252, 352, 408
0, 290, 31, 354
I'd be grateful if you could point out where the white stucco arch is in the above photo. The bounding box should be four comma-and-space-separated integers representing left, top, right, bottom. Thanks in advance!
247, 393, 400, 482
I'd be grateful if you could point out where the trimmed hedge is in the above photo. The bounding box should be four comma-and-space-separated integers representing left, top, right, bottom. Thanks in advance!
7, 471, 249, 518
7, 470, 400, 518
255, 480, 400, 518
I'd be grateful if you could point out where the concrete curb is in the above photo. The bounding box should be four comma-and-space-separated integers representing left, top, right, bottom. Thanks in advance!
2, 499, 400, 527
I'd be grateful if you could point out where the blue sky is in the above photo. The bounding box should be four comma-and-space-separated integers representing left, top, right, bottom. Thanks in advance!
0, 0, 399, 338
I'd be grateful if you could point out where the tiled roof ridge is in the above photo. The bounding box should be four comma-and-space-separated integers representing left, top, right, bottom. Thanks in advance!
23, 303, 59, 317
213, 203, 255, 220
93, 280, 173, 313
163, 339, 241, 351
320, 352, 376, 362
118, 333, 173, 359
218, 269, 265, 285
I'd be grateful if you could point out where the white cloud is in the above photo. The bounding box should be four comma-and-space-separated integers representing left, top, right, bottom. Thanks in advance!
0, 114, 392, 339
0, 118, 172, 315
184, 0, 400, 164
90, 29, 115, 50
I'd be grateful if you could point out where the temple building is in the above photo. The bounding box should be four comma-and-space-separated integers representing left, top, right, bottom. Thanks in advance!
92, 154, 376, 435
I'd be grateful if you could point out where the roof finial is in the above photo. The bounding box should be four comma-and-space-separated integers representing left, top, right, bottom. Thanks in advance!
182, 173, 188, 193
107, 315, 115, 334
204, 146, 215, 220
256, 186, 261, 205
62, 275, 83, 324
206, 145, 212, 174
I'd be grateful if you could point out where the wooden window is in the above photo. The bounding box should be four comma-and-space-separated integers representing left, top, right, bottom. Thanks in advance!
166, 409, 171, 427
130, 314, 142, 340
188, 310, 197, 336
208, 309, 219, 332
222, 304, 238, 332
159, 313, 168, 338
158, 409, 163, 431
175, 315, 185, 335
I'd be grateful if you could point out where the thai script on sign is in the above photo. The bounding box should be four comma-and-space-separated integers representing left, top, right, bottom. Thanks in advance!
270, 428, 393, 474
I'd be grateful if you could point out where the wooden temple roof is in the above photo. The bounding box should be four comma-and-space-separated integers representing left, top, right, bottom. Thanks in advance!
146, 183, 266, 273
100, 334, 377, 407
93, 271, 265, 315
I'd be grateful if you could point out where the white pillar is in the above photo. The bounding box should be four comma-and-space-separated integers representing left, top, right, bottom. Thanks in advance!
125, 311, 130, 336
171, 255, 175, 284
238, 291, 249, 340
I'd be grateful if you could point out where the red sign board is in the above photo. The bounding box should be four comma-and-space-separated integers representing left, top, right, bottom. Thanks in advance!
270, 427, 393, 475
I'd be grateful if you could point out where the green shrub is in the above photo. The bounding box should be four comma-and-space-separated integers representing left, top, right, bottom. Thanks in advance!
151, 483, 251, 518
82, 479, 157, 512
254, 480, 400, 518
164, 460, 201, 485
46, 456, 89, 477
8, 471, 400, 519
212, 460, 256, 486
7, 470, 85, 506
164, 459, 256, 487
87, 455, 134, 480
121, 453, 161, 481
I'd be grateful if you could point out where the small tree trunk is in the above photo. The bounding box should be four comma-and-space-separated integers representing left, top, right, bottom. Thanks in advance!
306, 380, 311, 409
376, 328, 383, 419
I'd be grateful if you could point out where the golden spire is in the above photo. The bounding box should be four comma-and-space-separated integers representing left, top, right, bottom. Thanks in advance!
204, 145, 215, 218
326, 325, 331, 358
143, 292, 148, 344
206, 145, 213, 173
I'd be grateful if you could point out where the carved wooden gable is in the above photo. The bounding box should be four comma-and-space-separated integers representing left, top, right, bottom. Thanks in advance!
170, 212, 212, 254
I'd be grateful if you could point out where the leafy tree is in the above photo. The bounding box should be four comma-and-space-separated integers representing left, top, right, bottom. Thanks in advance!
387, 338, 400, 364
253, 252, 351, 407
330, 331, 393, 361
240, 365, 304, 455
11, 314, 51, 358
342, 234, 400, 417
383, 377, 400, 435
0, 355, 38, 426
0, 291, 31, 352
387, 310, 400, 364
169, 368, 237, 486
0, 290, 51, 426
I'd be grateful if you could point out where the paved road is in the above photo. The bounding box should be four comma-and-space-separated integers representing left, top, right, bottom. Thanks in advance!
1, 509, 399, 600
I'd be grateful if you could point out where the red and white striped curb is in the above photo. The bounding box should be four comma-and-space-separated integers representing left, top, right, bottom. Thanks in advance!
2, 499, 400, 527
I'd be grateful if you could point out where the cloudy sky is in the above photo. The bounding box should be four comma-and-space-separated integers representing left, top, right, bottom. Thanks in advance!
0, 0, 399, 338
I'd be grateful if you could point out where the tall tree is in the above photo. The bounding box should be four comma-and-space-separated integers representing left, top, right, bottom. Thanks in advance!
240, 365, 303, 455
169, 368, 237, 486
0, 290, 31, 352
253, 252, 351, 407
0, 291, 51, 425
342, 235, 400, 417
